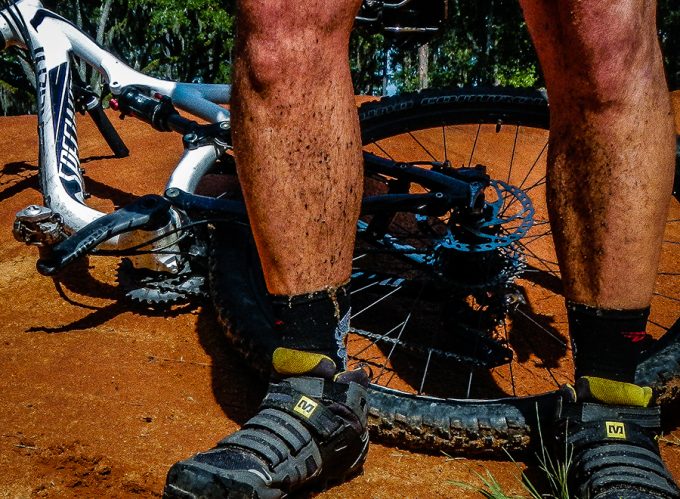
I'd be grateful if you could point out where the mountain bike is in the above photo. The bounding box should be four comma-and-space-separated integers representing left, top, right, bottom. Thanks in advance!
2, 0, 679, 455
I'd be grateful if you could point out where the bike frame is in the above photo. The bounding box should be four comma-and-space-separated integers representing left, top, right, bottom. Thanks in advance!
0, 0, 231, 253
1, 0, 480, 276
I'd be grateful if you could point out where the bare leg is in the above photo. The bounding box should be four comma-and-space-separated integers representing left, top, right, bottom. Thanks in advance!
519, 0, 675, 309
516, 4, 679, 495
232, 0, 363, 296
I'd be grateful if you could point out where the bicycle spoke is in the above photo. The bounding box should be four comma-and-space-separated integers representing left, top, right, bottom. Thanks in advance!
418, 349, 434, 394
514, 356, 564, 389
499, 322, 517, 396
502, 175, 546, 215
507, 125, 519, 184
517, 140, 548, 190
351, 279, 381, 295
520, 230, 553, 245
442, 125, 448, 162
372, 141, 396, 161
467, 124, 482, 167
648, 319, 670, 334
407, 131, 438, 161
515, 239, 561, 275
515, 308, 568, 348
374, 311, 413, 383
653, 292, 680, 303
352, 319, 408, 353
351, 285, 403, 319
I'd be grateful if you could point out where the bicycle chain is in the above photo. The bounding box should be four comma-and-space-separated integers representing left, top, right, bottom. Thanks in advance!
349, 323, 511, 370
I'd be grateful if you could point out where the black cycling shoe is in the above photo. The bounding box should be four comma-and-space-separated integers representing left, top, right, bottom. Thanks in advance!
555, 379, 680, 499
163, 352, 369, 499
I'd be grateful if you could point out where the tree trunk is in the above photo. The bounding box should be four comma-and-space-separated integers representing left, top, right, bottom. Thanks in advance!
418, 43, 429, 90
96, 0, 114, 46
381, 44, 389, 96
91, 0, 114, 93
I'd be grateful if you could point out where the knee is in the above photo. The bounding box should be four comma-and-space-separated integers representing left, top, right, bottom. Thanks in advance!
529, 1, 662, 105
576, 8, 659, 98
237, 0, 360, 89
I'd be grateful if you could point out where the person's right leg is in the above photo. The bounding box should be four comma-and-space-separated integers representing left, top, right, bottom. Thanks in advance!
230, 0, 364, 370
519, 1, 678, 497
164, 2, 369, 497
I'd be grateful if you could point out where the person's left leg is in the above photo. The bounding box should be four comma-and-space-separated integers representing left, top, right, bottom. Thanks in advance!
519, 1, 678, 497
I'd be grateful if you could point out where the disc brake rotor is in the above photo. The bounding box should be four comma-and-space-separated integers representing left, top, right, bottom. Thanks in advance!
440, 179, 534, 253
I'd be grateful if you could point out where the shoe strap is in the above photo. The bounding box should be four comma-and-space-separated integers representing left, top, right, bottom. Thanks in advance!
261, 377, 367, 440
558, 400, 661, 429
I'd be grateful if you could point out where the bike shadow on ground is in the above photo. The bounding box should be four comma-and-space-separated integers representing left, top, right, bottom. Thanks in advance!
25, 257, 196, 333
0, 160, 38, 203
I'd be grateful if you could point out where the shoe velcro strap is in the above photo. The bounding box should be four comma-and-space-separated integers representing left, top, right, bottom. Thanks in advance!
560, 401, 661, 429
281, 375, 368, 424
570, 439, 680, 498
261, 384, 345, 440
324, 379, 368, 423
579, 443, 670, 475
587, 463, 679, 498
565, 418, 657, 453
217, 410, 323, 475
222, 429, 290, 467
241, 408, 313, 454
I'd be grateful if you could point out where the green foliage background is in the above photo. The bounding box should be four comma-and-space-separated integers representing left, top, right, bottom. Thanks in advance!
0, 0, 678, 115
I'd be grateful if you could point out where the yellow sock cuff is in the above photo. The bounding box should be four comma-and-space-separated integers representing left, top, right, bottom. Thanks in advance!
577, 376, 653, 408
272, 348, 336, 377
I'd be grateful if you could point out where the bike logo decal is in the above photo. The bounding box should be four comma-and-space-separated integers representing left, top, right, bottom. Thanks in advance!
605, 421, 626, 439
294, 396, 318, 419
48, 62, 84, 201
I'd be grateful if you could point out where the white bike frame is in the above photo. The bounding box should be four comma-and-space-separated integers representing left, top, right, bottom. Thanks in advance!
0, 0, 231, 263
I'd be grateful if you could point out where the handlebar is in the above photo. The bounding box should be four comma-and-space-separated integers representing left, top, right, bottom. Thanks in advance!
112, 87, 200, 135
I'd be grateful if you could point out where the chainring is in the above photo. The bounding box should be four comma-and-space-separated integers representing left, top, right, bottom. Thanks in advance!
117, 258, 207, 306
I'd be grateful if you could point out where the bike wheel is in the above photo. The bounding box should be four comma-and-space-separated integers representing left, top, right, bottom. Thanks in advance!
209, 88, 680, 453
350, 88, 680, 452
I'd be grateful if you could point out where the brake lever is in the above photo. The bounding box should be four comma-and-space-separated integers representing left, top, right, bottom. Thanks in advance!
36, 195, 171, 276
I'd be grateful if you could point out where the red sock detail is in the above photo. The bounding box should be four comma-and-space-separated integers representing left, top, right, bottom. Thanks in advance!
621, 331, 647, 343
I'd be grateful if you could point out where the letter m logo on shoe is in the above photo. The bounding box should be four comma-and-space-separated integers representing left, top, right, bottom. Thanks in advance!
294, 396, 319, 419
605, 421, 626, 439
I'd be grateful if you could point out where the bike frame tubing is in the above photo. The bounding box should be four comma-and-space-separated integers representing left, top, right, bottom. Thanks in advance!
0, 0, 231, 248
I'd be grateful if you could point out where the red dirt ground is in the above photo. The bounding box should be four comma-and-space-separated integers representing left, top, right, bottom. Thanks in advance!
0, 93, 678, 498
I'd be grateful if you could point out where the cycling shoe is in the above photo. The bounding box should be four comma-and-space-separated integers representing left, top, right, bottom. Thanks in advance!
555, 379, 680, 499
164, 351, 369, 499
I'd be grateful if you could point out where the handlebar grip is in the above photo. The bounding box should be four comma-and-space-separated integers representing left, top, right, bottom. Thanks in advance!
88, 103, 129, 158
37, 195, 170, 276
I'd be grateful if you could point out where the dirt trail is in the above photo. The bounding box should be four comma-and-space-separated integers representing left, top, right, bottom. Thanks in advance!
0, 94, 678, 498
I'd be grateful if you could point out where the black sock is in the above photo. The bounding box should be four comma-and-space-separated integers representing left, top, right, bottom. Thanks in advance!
567, 301, 649, 382
271, 284, 350, 369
